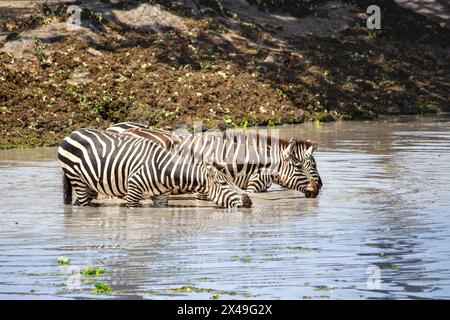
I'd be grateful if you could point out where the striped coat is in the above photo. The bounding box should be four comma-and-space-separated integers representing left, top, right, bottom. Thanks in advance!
108, 123, 322, 197
58, 128, 252, 208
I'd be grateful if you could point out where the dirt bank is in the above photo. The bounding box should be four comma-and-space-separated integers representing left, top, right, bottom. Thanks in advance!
0, 0, 449, 149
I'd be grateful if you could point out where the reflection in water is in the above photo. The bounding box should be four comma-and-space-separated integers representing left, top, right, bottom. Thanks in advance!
0, 115, 450, 299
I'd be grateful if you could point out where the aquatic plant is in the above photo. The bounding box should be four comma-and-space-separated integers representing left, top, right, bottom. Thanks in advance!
57, 256, 70, 265
93, 282, 112, 294
82, 266, 106, 276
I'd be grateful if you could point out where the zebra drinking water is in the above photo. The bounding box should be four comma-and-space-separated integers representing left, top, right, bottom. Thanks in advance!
58, 128, 252, 208
107, 123, 322, 197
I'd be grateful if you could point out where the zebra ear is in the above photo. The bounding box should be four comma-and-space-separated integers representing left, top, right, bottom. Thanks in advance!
304, 141, 318, 158
304, 145, 315, 158
282, 138, 297, 160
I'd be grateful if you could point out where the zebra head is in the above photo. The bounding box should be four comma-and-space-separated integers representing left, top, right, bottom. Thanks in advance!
276, 138, 322, 198
204, 164, 252, 209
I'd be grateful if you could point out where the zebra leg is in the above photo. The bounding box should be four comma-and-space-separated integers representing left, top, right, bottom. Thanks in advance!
152, 195, 169, 208
72, 182, 94, 206
87, 188, 98, 200
194, 192, 209, 200
126, 180, 143, 208
245, 173, 273, 193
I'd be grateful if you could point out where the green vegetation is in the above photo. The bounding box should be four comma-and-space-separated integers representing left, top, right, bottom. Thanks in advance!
173, 286, 194, 293
57, 256, 70, 265
33, 37, 44, 61
315, 119, 324, 129
286, 246, 317, 252
93, 282, 113, 294
315, 285, 335, 292
82, 266, 106, 277
276, 88, 286, 98
168, 286, 249, 298
170, 286, 215, 293
33, 37, 53, 67
230, 255, 253, 263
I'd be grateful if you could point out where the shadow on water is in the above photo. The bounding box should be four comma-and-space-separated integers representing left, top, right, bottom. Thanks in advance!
1, 115, 450, 299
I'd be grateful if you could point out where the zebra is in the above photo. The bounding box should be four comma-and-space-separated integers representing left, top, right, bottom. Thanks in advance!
106, 122, 184, 149
105, 122, 151, 134
58, 128, 252, 208
107, 123, 322, 197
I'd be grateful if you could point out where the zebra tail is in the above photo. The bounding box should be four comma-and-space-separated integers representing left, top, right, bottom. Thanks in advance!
63, 174, 72, 205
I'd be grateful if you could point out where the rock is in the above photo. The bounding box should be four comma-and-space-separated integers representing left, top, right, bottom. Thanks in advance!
0, 22, 100, 59
67, 71, 92, 86
112, 3, 185, 33
87, 47, 103, 56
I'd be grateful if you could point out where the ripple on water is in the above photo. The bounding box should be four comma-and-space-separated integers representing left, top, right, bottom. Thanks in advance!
1, 116, 450, 299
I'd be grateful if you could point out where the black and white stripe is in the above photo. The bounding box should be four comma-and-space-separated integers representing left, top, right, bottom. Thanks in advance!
58, 128, 252, 208
108, 123, 323, 197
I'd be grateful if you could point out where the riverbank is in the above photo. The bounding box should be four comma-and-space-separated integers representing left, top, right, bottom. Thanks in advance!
1, 0, 449, 149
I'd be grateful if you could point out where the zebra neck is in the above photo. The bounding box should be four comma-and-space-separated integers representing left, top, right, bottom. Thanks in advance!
264, 140, 286, 183
177, 163, 207, 193
270, 140, 285, 169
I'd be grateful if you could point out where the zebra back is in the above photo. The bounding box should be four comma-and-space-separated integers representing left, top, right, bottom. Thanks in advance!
106, 122, 150, 134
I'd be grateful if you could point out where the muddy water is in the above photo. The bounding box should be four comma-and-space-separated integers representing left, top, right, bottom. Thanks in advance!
1, 115, 450, 299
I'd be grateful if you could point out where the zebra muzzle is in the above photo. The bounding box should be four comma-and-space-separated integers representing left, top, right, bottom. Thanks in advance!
305, 179, 319, 198
240, 193, 253, 208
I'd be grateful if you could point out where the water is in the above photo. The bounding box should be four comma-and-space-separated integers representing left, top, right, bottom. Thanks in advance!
1, 115, 450, 299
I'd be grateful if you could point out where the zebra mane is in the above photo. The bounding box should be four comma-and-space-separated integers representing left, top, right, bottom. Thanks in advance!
221, 130, 318, 149
278, 137, 318, 148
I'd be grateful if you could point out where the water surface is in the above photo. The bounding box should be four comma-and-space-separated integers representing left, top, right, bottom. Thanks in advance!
1, 115, 450, 299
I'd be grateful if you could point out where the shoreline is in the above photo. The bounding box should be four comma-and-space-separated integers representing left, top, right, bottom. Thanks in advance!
2, 113, 449, 151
